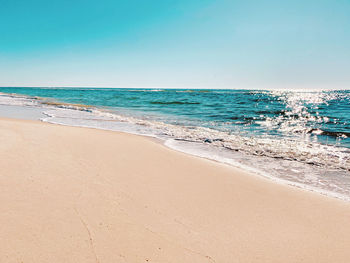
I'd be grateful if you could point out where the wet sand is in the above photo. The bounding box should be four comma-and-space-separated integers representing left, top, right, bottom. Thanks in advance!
1, 117, 350, 262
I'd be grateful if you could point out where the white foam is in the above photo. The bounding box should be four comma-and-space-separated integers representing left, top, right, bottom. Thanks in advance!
0, 92, 349, 201
0, 93, 39, 107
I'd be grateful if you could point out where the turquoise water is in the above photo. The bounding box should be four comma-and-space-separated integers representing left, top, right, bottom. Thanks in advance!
0, 87, 349, 199
0, 87, 349, 147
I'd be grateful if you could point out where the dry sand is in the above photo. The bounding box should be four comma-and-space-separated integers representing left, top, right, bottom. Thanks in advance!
1, 117, 350, 263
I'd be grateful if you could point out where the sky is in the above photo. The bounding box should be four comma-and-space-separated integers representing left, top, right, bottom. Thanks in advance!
0, 0, 349, 89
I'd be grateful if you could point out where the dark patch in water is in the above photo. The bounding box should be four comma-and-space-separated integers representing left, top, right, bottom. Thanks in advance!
308, 129, 350, 138
256, 110, 285, 115
150, 101, 200, 105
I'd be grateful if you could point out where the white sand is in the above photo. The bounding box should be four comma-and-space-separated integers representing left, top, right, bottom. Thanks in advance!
1, 118, 350, 262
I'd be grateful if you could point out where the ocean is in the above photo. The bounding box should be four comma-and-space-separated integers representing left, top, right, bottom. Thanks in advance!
0, 87, 349, 200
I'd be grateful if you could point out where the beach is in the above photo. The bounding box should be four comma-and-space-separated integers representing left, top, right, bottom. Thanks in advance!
1, 117, 350, 262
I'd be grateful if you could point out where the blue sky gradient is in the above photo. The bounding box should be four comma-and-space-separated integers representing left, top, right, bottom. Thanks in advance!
0, 0, 349, 88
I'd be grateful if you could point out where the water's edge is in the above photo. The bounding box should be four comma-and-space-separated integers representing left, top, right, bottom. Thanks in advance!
0, 91, 349, 202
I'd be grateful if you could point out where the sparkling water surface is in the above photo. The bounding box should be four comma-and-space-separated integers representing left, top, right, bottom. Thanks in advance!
0, 87, 349, 200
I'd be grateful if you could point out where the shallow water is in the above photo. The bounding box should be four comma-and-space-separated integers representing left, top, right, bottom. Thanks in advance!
0, 87, 349, 200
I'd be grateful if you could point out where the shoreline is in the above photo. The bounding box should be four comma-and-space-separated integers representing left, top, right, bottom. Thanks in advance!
2, 103, 349, 202
1, 117, 350, 262
164, 138, 350, 202
0, 92, 350, 202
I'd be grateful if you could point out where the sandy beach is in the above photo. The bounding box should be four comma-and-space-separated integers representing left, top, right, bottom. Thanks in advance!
1, 117, 350, 263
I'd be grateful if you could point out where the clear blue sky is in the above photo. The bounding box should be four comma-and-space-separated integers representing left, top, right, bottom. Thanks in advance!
0, 0, 349, 89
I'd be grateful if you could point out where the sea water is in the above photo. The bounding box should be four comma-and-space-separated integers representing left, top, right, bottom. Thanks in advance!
0, 87, 349, 200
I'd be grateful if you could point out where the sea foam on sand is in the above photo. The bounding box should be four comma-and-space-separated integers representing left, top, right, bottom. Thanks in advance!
0, 117, 350, 262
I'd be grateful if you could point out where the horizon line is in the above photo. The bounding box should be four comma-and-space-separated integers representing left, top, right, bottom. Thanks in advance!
0, 85, 349, 91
